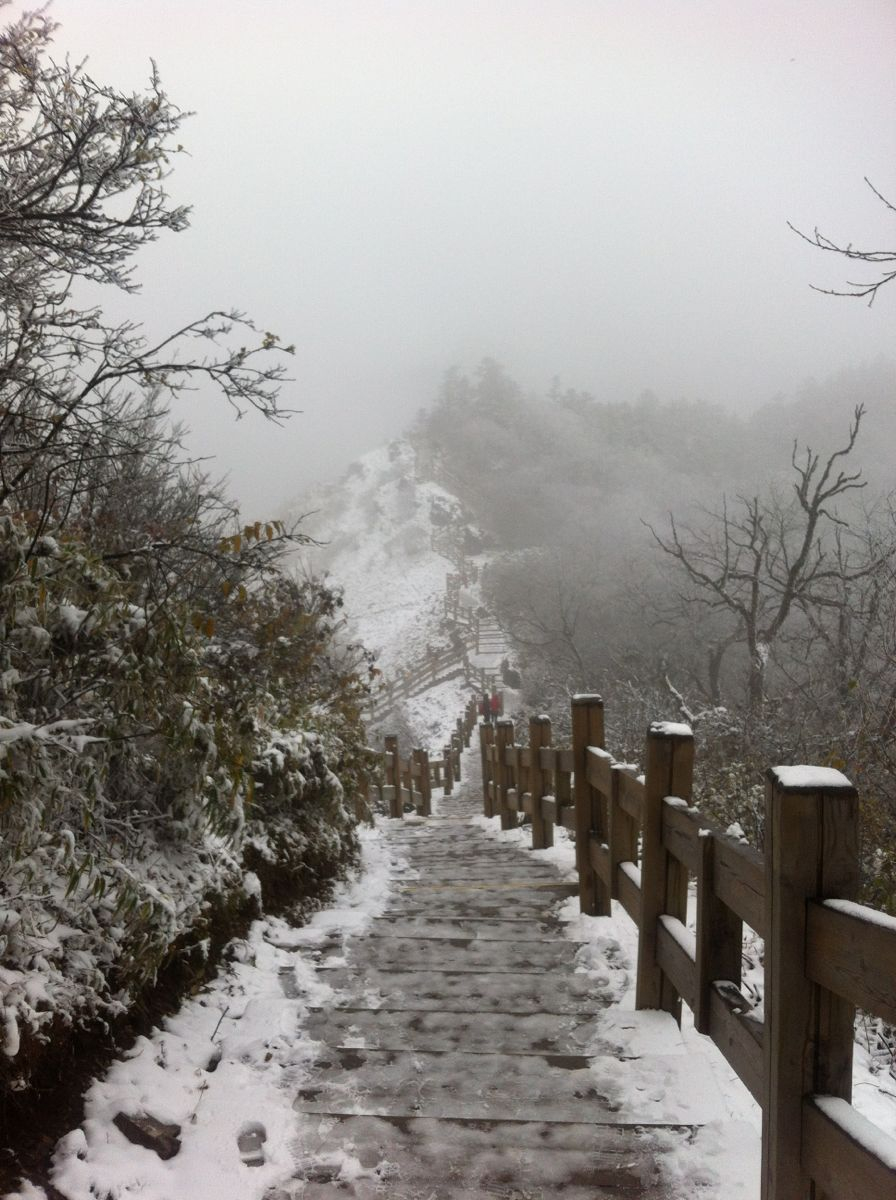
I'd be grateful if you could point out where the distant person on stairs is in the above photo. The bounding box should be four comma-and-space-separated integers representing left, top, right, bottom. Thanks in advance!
480, 692, 491, 724
490, 691, 502, 722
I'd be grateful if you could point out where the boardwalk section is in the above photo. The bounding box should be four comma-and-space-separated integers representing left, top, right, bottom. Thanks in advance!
290, 760, 727, 1198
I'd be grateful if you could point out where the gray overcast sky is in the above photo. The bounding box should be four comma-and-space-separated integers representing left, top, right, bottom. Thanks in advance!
18, 0, 896, 516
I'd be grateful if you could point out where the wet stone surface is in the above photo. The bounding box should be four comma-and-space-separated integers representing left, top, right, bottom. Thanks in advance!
289, 1115, 684, 1199
320, 933, 583, 973
290, 752, 721, 1197
294, 1046, 720, 1124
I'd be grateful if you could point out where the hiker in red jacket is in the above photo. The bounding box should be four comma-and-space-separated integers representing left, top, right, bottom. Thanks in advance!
489, 691, 501, 721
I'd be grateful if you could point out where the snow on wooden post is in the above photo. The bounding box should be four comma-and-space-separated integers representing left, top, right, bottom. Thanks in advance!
414, 747, 432, 817
635, 721, 694, 1019
494, 719, 517, 830
443, 743, 454, 795
761, 766, 858, 1200
384, 735, 402, 820
528, 716, 553, 850
572, 694, 609, 916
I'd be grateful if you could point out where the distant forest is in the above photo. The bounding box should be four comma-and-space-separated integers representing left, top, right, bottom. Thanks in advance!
412, 357, 896, 909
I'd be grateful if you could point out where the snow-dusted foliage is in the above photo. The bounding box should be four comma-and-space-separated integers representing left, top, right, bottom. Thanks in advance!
0, 512, 368, 1081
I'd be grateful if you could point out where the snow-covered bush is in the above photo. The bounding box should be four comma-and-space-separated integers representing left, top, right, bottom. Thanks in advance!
0, 508, 370, 1088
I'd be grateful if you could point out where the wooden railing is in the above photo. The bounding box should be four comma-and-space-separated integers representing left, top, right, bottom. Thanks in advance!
479, 694, 896, 1200
365, 644, 470, 724
365, 637, 502, 725
369, 698, 478, 817
430, 523, 467, 571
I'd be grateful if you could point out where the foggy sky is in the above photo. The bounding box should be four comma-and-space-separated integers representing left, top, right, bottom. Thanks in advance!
17, 1, 896, 517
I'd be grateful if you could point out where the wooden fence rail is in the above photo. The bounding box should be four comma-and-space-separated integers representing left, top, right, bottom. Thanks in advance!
364, 639, 501, 725
474, 694, 896, 1200
370, 698, 477, 818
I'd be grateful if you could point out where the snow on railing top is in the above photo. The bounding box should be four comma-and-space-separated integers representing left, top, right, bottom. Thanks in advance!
770, 765, 855, 792
649, 720, 693, 738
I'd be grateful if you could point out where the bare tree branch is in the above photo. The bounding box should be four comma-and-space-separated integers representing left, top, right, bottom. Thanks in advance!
789, 179, 896, 305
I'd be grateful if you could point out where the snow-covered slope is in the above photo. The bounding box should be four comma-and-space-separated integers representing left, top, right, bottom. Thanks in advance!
297, 443, 455, 678
293, 441, 500, 744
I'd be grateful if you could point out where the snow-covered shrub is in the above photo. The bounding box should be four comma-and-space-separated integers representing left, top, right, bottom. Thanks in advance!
0, 513, 369, 1087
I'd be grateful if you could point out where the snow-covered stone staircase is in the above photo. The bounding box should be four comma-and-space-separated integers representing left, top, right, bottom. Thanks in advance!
287, 754, 727, 1198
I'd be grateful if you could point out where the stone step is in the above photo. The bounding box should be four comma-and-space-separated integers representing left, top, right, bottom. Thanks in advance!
388, 854, 563, 873
391, 881, 576, 900
388, 848, 560, 864
290, 1114, 678, 1198
381, 896, 574, 921
385, 879, 571, 895
408, 826, 495, 834
293, 1046, 722, 1124
389, 862, 561, 880
303, 1006, 684, 1058
316, 967, 612, 1013
322, 934, 582, 973
370, 916, 561, 940
388, 865, 569, 882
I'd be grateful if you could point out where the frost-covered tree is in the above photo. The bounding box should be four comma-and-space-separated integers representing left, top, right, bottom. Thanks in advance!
0, 2, 292, 542
646, 408, 868, 715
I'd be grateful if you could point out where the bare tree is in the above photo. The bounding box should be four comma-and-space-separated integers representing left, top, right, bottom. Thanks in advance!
486, 548, 602, 690
646, 407, 868, 714
790, 178, 896, 305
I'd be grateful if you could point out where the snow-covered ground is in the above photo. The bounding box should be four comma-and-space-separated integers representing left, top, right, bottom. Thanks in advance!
6, 827, 395, 1200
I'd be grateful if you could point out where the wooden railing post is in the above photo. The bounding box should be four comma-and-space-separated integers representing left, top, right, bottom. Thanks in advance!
554, 746, 571, 824
694, 831, 742, 1035
529, 715, 552, 850
761, 767, 859, 1200
414, 747, 432, 816
479, 721, 494, 817
449, 732, 461, 782
572, 694, 608, 916
494, 718, 517, 830
607, 763, 638, 900
635, 722, 694, 1019
443, 743, 454, 795
384, 734, 402, 819
465, 700, 475, 743
402, 752, 413, 814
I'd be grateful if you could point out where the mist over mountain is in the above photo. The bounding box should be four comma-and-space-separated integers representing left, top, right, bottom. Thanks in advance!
298, 355, 895, 580
294, 356, 896, 909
